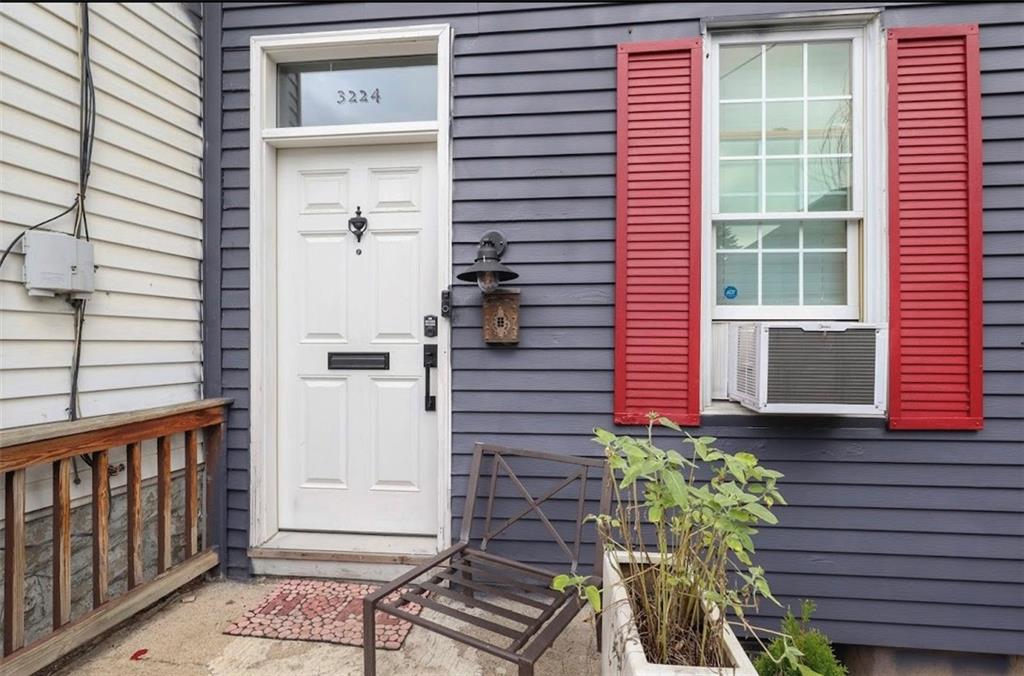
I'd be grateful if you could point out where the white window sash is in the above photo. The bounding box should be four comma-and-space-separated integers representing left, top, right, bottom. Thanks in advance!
712, 220, 860, 320
709, 27, 864, 321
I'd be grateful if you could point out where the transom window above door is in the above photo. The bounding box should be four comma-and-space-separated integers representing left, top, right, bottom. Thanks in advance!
277, 55, 438, 127
712, 35, 863, 320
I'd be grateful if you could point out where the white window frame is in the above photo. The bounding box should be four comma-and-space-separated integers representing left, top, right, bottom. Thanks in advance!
700, 16, 888, 411
710, 28, 864, 321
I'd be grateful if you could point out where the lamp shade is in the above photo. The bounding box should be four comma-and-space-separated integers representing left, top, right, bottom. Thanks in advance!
456, 258, 519, 284
456, 236, 519, 287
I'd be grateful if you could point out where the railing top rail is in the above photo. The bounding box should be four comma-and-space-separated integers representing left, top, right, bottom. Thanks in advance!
0, 398, 232, 473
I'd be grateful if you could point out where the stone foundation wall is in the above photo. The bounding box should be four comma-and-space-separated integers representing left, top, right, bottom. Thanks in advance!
1, 471, 199, 645
839, 645, 1024, 676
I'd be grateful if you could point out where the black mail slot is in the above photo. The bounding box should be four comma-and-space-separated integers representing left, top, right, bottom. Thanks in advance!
327, 352, 390, 370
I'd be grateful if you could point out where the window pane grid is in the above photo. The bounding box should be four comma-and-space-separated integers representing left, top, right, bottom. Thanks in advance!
717, 41, 853, 215
714, 221, 849, 307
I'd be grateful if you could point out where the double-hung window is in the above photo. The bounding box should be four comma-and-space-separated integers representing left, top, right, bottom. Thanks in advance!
615, 22, 983, 428
711, 31, 863, 320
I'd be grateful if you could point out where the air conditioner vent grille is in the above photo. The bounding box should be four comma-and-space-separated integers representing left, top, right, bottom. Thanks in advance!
733, 324, 758, 401
766, 327, 877, 405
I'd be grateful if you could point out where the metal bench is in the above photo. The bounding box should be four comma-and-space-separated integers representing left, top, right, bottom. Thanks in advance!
363, 442, 610, 676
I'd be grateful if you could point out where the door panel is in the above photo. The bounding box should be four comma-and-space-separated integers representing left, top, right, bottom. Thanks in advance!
300, 377, 349, 486
372, 232, 420, 342
277, 144, 439, 536
370, 377, 421, 489
300, 234, 349, 342
300, 170, 350, 214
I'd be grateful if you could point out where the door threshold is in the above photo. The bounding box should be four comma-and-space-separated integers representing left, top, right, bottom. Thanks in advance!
248, 547, 429, 581
259, 530, 439, 556
248, 546, 431, 566
248, 530, 441, 581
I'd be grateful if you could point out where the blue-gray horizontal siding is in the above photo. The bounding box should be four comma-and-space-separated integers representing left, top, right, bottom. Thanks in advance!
209, 1, 1024, 657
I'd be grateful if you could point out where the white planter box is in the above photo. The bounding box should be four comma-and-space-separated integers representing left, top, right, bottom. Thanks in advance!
601, 551, 758, 676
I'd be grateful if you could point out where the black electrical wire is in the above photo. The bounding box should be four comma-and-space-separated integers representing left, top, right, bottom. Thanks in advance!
75, 2, 96, 242
0, 4, 95, 269
0, 200, 80, 272
69, 2, 96, 426
1, 5, 97, 488
1, 2, 95, 261
68, 299, 88, 421
69, 2, 97, 484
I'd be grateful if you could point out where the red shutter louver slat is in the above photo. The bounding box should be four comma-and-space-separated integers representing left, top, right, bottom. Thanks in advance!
615, 39, 702, 426
887, 25, 984, 430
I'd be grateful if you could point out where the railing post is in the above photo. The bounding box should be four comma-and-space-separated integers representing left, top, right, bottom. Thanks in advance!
4, 469, 27, 654
157, 435, 173, 573
92, 449, 110, 607
127, 441, 144, 589
185, 429, 199, 557
52, 458, 72, 629
203, 422, 225, 555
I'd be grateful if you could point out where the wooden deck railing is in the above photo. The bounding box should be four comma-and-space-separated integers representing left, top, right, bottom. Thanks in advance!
0, 398, 231, 675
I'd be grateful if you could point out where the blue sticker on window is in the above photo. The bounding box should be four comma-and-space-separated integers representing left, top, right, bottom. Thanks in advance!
724, 285, 738, 299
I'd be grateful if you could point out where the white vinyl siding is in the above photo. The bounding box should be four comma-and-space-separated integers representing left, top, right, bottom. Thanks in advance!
0, 2, 203, 513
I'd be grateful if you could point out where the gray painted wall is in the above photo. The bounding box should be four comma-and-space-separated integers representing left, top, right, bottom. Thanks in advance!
202, 1, 1024, 657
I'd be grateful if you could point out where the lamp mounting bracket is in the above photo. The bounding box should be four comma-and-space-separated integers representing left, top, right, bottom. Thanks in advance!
480, 230, 507, 258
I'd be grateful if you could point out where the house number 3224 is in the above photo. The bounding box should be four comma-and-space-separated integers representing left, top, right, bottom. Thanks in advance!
337, 88, 381, 104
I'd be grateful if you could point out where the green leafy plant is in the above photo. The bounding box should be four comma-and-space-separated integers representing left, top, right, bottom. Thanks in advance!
552, 573, 602, 613
755, 601, 847, 676
557, 413, 813, 672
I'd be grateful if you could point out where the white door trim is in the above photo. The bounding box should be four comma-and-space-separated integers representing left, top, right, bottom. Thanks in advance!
248, 25, 453, 555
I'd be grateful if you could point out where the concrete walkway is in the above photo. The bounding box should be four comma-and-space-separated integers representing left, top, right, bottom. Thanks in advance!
54, 578, 600, 676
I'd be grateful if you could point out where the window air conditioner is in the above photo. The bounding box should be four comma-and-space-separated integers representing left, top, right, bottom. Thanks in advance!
728, 322, 887, 415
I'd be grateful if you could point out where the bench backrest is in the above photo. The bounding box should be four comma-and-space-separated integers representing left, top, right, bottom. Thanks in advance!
459, 443, 610, 574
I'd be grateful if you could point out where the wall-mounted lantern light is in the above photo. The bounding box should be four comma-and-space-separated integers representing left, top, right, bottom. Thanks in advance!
456, 231, 518, 293
457, 231, 521, 344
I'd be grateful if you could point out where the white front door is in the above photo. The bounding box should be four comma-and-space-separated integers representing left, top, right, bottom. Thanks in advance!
276, 143, 440, 537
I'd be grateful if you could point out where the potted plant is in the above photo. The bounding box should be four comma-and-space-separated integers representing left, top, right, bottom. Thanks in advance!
556, 414, 812, 676
755, 601, 847, 676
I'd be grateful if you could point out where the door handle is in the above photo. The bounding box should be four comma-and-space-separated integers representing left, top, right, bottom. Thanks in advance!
423, 344, 437, 411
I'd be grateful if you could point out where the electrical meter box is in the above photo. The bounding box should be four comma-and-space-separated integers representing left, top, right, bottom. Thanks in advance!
21, 231, 95, 298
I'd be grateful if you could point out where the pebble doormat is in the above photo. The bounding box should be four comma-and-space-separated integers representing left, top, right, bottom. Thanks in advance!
224, 579, 424, 649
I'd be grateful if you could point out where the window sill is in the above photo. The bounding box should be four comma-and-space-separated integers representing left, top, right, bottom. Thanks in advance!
702, 401, 757, 416
703, 402, 888, 419
701, 401, 888, 427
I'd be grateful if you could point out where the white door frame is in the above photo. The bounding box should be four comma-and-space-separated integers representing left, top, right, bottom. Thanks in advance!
248, 25, 453, 554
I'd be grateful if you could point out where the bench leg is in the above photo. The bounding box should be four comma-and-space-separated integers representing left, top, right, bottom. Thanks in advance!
461, 558, 474, 599
363, 598, 377, 676
518, 663, 534, 676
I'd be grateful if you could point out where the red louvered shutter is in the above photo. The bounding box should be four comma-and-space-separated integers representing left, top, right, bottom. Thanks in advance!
615, 39, 702, 426
887, 25, 984, 430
